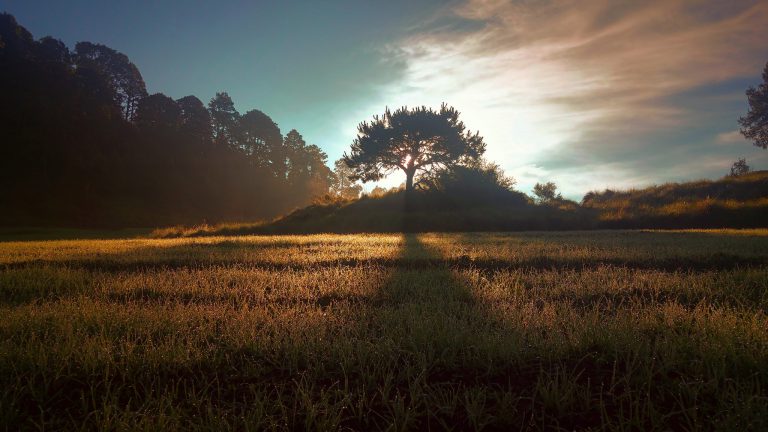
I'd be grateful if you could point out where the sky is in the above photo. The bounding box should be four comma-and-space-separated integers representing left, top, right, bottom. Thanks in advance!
3, 0, 768, 198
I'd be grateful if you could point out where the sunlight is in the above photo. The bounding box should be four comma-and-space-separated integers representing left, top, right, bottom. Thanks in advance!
358, 39, 607, 195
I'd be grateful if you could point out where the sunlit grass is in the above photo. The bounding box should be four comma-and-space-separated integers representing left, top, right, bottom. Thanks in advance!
1, 231, 767, 430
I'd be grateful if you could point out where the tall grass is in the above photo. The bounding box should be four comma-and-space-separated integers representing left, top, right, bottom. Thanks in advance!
1, 231, 767, 430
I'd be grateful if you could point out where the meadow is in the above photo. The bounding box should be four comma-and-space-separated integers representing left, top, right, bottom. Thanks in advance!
1, 230, 767, 430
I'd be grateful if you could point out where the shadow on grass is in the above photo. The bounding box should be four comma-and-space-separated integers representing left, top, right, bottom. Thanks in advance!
367, 233, 768, 430
368, 234, 601, 429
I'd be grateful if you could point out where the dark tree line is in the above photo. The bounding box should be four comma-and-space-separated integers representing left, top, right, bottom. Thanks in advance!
0, 13, 333, 227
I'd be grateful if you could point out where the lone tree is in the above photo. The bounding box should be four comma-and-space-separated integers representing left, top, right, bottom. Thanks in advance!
343, 104, 485, 193
532, 181, 561, 204
739, 61, 768, 149
729, 158, 751, 177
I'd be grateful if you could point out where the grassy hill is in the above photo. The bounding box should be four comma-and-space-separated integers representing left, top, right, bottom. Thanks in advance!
583, 170, 768, 229
153, 171, 768, 237
154, 189, 595, 237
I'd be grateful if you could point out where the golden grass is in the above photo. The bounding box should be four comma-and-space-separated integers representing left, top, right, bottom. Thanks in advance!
1, 231, 767, 430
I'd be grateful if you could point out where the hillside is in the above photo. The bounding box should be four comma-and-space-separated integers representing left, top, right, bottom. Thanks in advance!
262, 190, 593, 233
153, 171, 768, 237
583, 170, 768, 229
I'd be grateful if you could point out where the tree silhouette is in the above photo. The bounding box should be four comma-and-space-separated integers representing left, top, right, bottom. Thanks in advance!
36, 36, 71, 64
343, 104, 485, 193
299, 144, 334, 199
135, 93, 182, 132
239, 109, 284, 175
739, 61, 768, 149
284, 129, 308, 183
208, 92, 240, 149
177, 96, 213, 149
74, 42, 147, 121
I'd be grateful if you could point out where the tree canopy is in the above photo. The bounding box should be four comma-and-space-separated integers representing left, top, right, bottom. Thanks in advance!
532, 182, 562, 204
343, 104, 485, 192
739, 61, 768, 149
729, 158, 751, 177
74, 41, 147, 121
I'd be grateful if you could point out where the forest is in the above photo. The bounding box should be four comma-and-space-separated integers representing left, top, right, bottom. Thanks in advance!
0, 13, 334, 227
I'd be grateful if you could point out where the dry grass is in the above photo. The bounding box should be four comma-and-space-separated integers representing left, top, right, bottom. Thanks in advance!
1, 231, 767, 430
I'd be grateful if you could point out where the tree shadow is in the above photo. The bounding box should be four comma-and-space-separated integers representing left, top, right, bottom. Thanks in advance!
367, 234, 533, 429
369, 232, 727, 430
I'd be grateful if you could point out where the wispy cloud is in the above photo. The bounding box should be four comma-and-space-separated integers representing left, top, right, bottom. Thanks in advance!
371, 0, 768, 197
716, 130, 747, 144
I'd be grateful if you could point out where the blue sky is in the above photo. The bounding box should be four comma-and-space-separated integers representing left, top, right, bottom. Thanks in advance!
3, 0, 768, 198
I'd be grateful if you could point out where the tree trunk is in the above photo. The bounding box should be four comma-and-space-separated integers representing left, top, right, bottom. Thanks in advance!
405, 169, 415, 193
404, 168, 416, 214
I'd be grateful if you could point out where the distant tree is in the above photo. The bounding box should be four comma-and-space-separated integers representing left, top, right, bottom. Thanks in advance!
729, 158, 751, 177
240, 109, 284, 174
135, 93, 182, 132
739, 61, 768, 149
208, 92, 240, 148
331, 159, 363, 199
279, 129, 335, 202
368, 186, 388, 197
302, 144, 334, 198
343, 104, 485, 193
0, 13, 36, 60
177, 95, 213, 148
74, 42, 147, 121
533, 181, 562, 204
35, 36, 71, 64
284, 129, 308, 182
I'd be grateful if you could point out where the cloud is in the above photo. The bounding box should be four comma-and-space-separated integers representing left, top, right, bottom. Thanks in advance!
716, 130, 747, 144
372, 0, 768, 197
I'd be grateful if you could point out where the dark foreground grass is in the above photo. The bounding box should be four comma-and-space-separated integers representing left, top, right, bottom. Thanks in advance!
1, 231, 767, 430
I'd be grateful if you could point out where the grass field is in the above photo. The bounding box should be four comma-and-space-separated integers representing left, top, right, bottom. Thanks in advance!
1, 231, 767, 430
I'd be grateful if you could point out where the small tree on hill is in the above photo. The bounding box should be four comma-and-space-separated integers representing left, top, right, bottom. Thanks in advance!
343, 104, 485, 193
739, 61, 768, 149
729, 158, 751, 177
331, 159, 362, 199
533, 181, 562, 204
